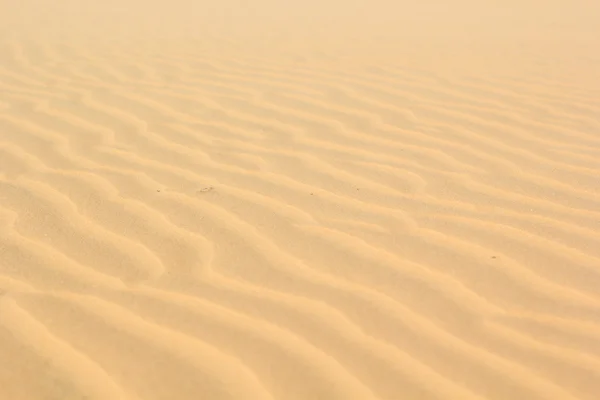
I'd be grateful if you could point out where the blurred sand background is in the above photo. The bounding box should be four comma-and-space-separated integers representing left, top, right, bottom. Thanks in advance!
1, 1, 600, 399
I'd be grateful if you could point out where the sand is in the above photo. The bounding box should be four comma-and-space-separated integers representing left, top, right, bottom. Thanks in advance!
1, 1, 600, 399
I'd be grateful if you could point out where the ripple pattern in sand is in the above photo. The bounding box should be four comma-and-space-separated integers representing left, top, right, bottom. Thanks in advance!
1, 37, 600, 400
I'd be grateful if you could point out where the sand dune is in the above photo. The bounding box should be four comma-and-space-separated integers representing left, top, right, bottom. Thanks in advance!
1, 1, 600, 399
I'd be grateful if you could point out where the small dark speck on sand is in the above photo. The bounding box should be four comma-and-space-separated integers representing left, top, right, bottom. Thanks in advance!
197, 186, 215, 194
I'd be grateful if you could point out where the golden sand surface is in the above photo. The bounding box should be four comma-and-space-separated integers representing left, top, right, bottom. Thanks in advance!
1, 1, 600, 399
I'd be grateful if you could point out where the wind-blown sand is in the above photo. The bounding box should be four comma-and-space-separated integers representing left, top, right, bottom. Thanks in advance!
1, 1, 600, 399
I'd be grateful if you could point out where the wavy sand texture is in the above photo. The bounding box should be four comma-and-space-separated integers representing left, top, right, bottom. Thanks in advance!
1, 1, 600, 399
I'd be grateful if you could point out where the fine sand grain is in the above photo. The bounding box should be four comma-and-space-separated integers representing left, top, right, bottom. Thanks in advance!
1, 1, 600, 399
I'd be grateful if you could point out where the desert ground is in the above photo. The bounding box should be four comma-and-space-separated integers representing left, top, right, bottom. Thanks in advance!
1, 1, 600, 399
